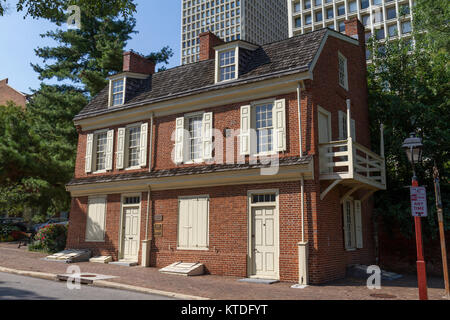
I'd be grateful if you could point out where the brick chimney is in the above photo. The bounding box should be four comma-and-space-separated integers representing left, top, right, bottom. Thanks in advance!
344, 18, 366, 48
199, 31, 224, 61
345, 18, 366, 61
123, 51, 155, 75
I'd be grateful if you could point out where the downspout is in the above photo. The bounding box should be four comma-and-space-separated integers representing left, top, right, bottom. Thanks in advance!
148, 112, 154, 172
142, 112, 154, 267
296, 81, 309, 287
297, 82, 304, 157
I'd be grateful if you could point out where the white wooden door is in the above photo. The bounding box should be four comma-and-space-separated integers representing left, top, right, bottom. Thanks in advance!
251, 206, 278, 278
122, 207, 140, 261
318, 110, 331, 174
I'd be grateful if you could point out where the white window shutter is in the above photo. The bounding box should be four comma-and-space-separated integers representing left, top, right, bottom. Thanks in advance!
202, 112, 213, 160
354, 200, 363, 248
240, 105, 251, 155
105, 130, 114, 171
175, 117, 185, 164
116, 128, 126, 169
86, 196, 106, 241
196, 197, 209, 248
85, 133, 94, 173
274, 99, 287, 152
178, 199, 189, 248
139, 123, 148, 167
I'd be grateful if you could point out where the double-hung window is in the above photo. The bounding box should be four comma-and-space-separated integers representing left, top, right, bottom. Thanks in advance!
188, 115, 203, 161
127, 126, 141, 168
95, 132, 108, 171
219, 50, 236, 81
85, 130, 114, 174
343, 199, 363, 250
240, 99, 286, 156
115, 123, 148, 170
338, 52, 348, 90
174, 112, 213, 164
255, 104, 274, 154
111, 79, 125, 106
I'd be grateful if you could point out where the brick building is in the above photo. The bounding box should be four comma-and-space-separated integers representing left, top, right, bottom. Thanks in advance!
66, 18, 386, 284
0, 78, 27, 108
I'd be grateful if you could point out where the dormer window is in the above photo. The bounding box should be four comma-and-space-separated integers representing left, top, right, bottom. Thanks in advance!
219, 50, 236, 81
213, 41, 257, 84
111, 78, 125, 106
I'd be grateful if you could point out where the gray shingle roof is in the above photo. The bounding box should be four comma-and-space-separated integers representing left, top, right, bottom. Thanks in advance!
75, 29, 328, 121
67, 155, 312, 187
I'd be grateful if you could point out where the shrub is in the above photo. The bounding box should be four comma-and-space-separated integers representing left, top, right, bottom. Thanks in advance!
0, 224, 19, 242
32, 224, 68, 253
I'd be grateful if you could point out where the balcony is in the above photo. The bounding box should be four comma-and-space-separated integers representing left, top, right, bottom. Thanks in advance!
319, 137, 386, 201
318, 102, 386, 201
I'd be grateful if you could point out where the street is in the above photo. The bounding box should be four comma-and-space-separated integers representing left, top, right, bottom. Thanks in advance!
0, 272, 177, 300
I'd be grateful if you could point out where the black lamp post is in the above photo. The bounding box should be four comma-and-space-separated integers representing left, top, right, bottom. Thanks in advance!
402, 132, 428, 300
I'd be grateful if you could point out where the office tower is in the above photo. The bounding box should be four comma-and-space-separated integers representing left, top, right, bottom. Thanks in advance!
181, 0, 289, 64
287, 0, 414, 59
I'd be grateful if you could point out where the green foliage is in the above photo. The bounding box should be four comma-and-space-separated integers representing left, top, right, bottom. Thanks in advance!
32, 5, 137, 97
0, 224, 20, 241
31, 224, 68, 253
1, 0, 137, 19
368, 0, 450, 240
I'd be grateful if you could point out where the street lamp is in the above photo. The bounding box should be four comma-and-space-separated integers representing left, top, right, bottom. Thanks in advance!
402, 132, 423, 176
402, 132, 428, 300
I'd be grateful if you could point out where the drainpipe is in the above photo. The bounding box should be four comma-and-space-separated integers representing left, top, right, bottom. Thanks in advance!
141, 185, 152, 267
148, 112, 154, 172
296, 82, 309, 287
297, 82, 304, 157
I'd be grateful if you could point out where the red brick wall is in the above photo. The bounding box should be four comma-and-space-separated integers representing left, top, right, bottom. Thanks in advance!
67, 182, 312, 281
0, 79, 27, 108
68, 31, 376, 284
199, 32, 224, 61
123, 51, 155, 75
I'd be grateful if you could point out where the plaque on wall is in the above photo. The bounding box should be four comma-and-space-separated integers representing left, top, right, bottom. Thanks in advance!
154, 223, 163, 237
154, 214, 163, 222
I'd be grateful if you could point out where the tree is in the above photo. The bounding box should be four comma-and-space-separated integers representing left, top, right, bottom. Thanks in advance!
1, 0, 136, 19
368, 0, 450, 240
0, 3, 174, 219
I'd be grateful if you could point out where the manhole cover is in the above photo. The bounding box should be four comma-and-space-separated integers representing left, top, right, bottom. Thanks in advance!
370, 293, 397, 299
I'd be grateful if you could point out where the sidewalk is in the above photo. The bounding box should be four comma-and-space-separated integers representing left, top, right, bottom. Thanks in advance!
0, 243, 447, 300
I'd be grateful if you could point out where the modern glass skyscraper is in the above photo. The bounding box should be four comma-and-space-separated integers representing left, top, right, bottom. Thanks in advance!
287, 0, 414, 59
181, 0, 288, 65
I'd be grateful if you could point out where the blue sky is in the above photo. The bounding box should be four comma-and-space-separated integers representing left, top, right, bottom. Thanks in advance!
0, 0, 181, 94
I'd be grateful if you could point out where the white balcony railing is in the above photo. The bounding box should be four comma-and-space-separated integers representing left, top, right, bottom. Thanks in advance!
319, 137, 386, 190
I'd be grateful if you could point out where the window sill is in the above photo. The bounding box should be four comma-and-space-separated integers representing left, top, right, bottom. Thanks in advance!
177, 247, 209, 251
85, 240, 105, 243
345, 248, 357, 252
125, 166, 142, 171
183, 159, 206, 165
93, 170, 107, 174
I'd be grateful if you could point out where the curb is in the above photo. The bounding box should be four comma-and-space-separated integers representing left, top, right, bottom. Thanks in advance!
93, 280, 210, 300
0, 266, 209, 300
0, 266, 57, 281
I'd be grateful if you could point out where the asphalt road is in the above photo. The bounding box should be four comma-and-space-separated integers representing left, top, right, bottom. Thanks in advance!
0, 272, 177, 300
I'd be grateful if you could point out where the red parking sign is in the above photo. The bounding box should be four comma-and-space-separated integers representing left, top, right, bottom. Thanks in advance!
410, 187, 428, 217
